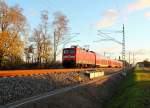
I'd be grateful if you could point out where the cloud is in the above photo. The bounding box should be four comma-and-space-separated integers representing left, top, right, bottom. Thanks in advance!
96, 9, 119, 29
96, 0, 150, 28
131, 48, 150, 62
120, 0, 150, 23
126, 0, 150, 12
144, 12, 150, 20
135, 49, 150, 55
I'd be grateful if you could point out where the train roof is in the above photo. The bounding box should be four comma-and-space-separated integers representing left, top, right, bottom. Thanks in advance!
63, 46, 96, 53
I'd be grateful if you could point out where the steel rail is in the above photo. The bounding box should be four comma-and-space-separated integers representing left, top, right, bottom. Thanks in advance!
0, 68, 121, 77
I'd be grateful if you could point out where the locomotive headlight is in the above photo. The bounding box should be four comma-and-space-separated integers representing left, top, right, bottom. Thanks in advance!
69, 56, 75, 58
63, 55, 75, 58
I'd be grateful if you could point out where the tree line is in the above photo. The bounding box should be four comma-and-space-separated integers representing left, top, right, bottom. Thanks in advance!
0, 1, 70, 68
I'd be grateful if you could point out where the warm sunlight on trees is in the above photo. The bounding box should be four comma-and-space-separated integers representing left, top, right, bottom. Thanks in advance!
0, 1, 26, 65
0, 1, 70, 68
32, 10, 52, 64
52, 11, 69, 62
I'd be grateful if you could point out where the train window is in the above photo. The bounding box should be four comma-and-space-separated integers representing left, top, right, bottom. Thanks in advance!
69, 49, 75, 54
64, 50, 69, 54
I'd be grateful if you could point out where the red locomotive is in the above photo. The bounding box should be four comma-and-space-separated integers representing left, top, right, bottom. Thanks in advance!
62, 46, 122, 68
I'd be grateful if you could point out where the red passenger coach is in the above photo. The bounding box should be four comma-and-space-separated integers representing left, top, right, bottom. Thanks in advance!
76, 47, 95, 67
96, 55, 109, 67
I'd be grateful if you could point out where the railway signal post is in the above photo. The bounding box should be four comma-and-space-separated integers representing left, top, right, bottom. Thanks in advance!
122, 24, 126, 74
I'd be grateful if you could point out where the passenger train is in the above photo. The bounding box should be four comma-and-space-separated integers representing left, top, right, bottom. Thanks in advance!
62, 46, 122, 68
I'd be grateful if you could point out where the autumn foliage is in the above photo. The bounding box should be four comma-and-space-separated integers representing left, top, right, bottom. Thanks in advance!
0, 1, 69, 69
0, 1, 26, 66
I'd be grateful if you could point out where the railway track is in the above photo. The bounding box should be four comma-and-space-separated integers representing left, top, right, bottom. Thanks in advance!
5, 71, 123, 108
0, 68, 122, 106
0, 68, 121, 77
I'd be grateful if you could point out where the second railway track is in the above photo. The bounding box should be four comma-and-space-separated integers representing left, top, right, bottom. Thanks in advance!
0, 68, 121, 77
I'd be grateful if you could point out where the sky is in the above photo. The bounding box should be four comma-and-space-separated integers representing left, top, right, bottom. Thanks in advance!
5, 0, 150, 62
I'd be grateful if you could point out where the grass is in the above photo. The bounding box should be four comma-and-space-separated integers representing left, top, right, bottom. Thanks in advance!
105, 67, 150, 108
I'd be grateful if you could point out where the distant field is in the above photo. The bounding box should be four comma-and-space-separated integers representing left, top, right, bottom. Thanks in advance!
105, 68, 150, 108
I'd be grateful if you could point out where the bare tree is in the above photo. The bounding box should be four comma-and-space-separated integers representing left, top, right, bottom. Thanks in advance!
52, 11, 69, 62
41, 10, 52, 63
24, 44, 34, 63
0, 1, 26, 65
32, 26, 43, 64
32, 10, 52, 64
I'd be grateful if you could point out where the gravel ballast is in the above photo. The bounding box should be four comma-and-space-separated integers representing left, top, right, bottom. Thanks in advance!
6, 72, 125, 108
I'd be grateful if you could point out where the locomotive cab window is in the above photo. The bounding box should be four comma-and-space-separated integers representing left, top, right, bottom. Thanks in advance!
69, 49, 75, 54
63, 50, 69, 54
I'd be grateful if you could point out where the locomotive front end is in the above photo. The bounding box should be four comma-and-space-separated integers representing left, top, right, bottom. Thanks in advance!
62, 48, 76, 68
